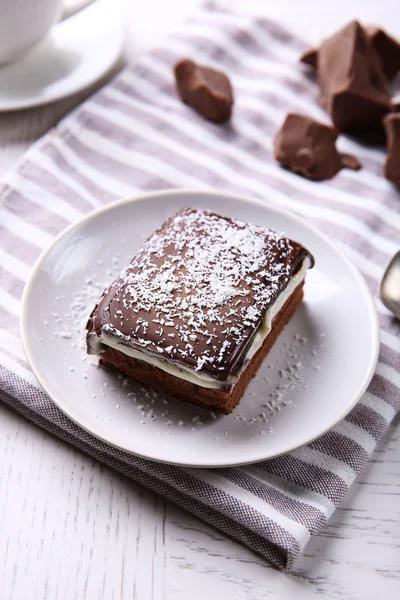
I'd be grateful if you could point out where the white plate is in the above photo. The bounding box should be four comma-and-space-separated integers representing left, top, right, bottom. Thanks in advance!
21, 190, 380, 467
0, 0, 122, 111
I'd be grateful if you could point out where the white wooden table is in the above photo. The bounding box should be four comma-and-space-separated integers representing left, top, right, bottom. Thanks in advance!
1, 1, 400, 598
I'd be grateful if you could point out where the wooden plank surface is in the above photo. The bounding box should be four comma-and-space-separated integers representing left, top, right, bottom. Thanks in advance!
1, 1, 399, 598
1, 402, 399, 600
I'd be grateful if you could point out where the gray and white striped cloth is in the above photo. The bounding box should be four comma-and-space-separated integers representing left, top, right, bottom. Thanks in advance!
1, 3, 399, 571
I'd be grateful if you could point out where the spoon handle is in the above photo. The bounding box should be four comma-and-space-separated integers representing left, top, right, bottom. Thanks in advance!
380, 250, 400, 320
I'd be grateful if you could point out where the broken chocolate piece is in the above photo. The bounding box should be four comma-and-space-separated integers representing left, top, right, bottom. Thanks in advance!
174, 59, 233, 123
318, 21, 391, 133
383, 114, 400, 188
366, 26, 400, 81
300, 48, 318, 68
300, 24, 400, 80
274, 113, 361, 181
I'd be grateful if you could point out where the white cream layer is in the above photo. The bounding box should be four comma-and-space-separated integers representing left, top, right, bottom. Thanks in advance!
94, 258, 311, 389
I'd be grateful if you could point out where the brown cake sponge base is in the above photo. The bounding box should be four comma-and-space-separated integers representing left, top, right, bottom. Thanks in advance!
99, 285, 304, 415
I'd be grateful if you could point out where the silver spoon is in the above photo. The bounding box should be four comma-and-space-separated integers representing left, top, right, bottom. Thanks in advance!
380, 250, 400, 320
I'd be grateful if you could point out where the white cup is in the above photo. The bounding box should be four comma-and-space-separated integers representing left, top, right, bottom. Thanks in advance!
0, 0, 63, 65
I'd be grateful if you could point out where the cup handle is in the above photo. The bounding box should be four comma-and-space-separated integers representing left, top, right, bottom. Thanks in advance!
60, 0, 94, 22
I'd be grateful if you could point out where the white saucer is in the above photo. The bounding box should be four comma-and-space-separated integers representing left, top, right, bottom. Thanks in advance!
0, 0, 123, 111
21, 190, 380, 467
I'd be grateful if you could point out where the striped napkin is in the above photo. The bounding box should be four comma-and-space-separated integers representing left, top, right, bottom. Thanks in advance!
1, 3, 400, 571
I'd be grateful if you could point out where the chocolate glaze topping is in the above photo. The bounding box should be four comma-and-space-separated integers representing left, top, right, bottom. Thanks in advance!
87, 209, 313, 382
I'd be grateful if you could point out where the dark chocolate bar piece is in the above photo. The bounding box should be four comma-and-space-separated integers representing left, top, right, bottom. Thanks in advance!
174, 59, 233, 123
300, 25, 400, 82
318, 21, 390, 133
274, 113, 361, 181
367, 26, 400, 81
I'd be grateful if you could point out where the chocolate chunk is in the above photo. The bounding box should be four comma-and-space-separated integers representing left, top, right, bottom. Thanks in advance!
383, 114, 400, 188
300, 48, 318, 68
274, 113, 361, 181
366, 26, 400, 81
318, 21, 391, 133
300, 24, 400, 81
174, 59, 233, 123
